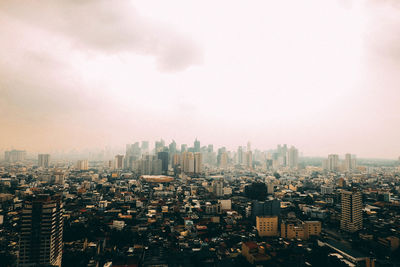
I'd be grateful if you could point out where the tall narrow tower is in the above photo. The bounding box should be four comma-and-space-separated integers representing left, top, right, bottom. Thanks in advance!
340, 189, 363, 232
19, 194, 64, 267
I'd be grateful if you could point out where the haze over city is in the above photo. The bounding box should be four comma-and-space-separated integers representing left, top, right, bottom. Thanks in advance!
1, 0, 400, 158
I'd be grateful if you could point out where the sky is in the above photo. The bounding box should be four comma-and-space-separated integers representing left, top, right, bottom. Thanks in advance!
0, 0, 399, 158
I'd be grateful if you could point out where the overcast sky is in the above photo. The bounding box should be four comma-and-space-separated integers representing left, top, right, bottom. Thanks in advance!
0, 0, 399, 158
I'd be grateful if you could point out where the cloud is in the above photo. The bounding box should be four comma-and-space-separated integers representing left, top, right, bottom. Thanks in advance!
0, 0, 202, 72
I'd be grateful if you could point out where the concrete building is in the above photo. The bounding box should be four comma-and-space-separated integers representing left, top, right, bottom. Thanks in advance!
341, 189, 363, 232
38, 154, 50, 168
76, 160, 89, 170
256, 216, 279, 237
281, 220, 321, 240
18, 195, 63, 267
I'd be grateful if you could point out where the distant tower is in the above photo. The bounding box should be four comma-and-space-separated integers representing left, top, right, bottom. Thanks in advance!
326, 154, 339, 171
286, 146, 299, 169
194, 138, 200, 153
76, 160, 89, 170
340, 189, 363, 232
157, 151, 169, 173
194, 152, 203, 173
114, 155, 124, 169
38, 154, 50, 168
18, 195, 63, 267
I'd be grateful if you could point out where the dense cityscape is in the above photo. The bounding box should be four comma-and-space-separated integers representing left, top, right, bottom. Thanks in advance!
0, 140, 400, 266
2, 0, 400, 266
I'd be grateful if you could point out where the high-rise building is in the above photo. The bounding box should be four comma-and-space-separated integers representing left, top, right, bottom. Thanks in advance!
286, 146, 299, 169
157, 151, 169, 173
38, 154, 50, 168
194, 138, 200, 153
237, 146, 243, 165
183, 152, 195, 173
194, 152, 202, 173
218, 152, 228, 169
76, 160, 89, 170
141, 141, 149, 153
341, 189, 363, 232
18, 195, 63, 267
181, 144, 187, 153
245, 151, 253, 169
5, 150, 26, 163
114, 155, 124, 169
169, 140, 177, 155
325, 154, 339, 171
344, 153, 357, 171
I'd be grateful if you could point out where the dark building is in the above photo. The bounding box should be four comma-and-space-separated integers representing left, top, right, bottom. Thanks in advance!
18, 194, 63, 267
157, 151, 169, 173
251, 199, 281, 220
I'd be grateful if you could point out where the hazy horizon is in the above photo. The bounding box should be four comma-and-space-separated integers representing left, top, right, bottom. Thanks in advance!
1, 0, 400, 159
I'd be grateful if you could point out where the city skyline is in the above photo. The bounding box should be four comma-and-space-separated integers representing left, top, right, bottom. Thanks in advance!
1, 0, 400, 159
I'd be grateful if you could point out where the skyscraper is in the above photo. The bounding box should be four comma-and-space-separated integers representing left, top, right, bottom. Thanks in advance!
19, 195, 63, 267
157, 151, 169, 173
340, 189, 363, 232
114, 155, 124, 169
194, 138, 200, 153
38, 154, 50, 168
326, 154, 339, 171
5, 150, 26, 163
344, 153, 357, 171
194, 152, 202, 173
286, 146, 299, 169
76, 159, 89, 170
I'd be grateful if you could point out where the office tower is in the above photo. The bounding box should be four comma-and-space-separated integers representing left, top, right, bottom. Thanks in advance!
326, 154, 339, 171
286, 146, 299, 169
219, 152, 228, 169
251, 199, 281, 220
139, 155, 162, 175
76, 160, 89, 170
5, 150, 26, 163
194, 152, 202, 173
246, 151, 253, 169
256, 216, 278, 237
157, 151, 169, 173
114, 155, 124, 169
141, 141, 149, 153
181, 144, 187, 153
247, 141, 251, 152
155, 139, 165, 153
194, 138, 200, 153
341, 189, 363, 232
207, 144, 213, 153
19, 195, 63, 267
169, 140, 177, 154
280, 144, 288, 166
38, 154, 50, 168
182, 152, 195, 173
344, 153, 357, 171
237, 146, 243, 165
172, 154, 180, 168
